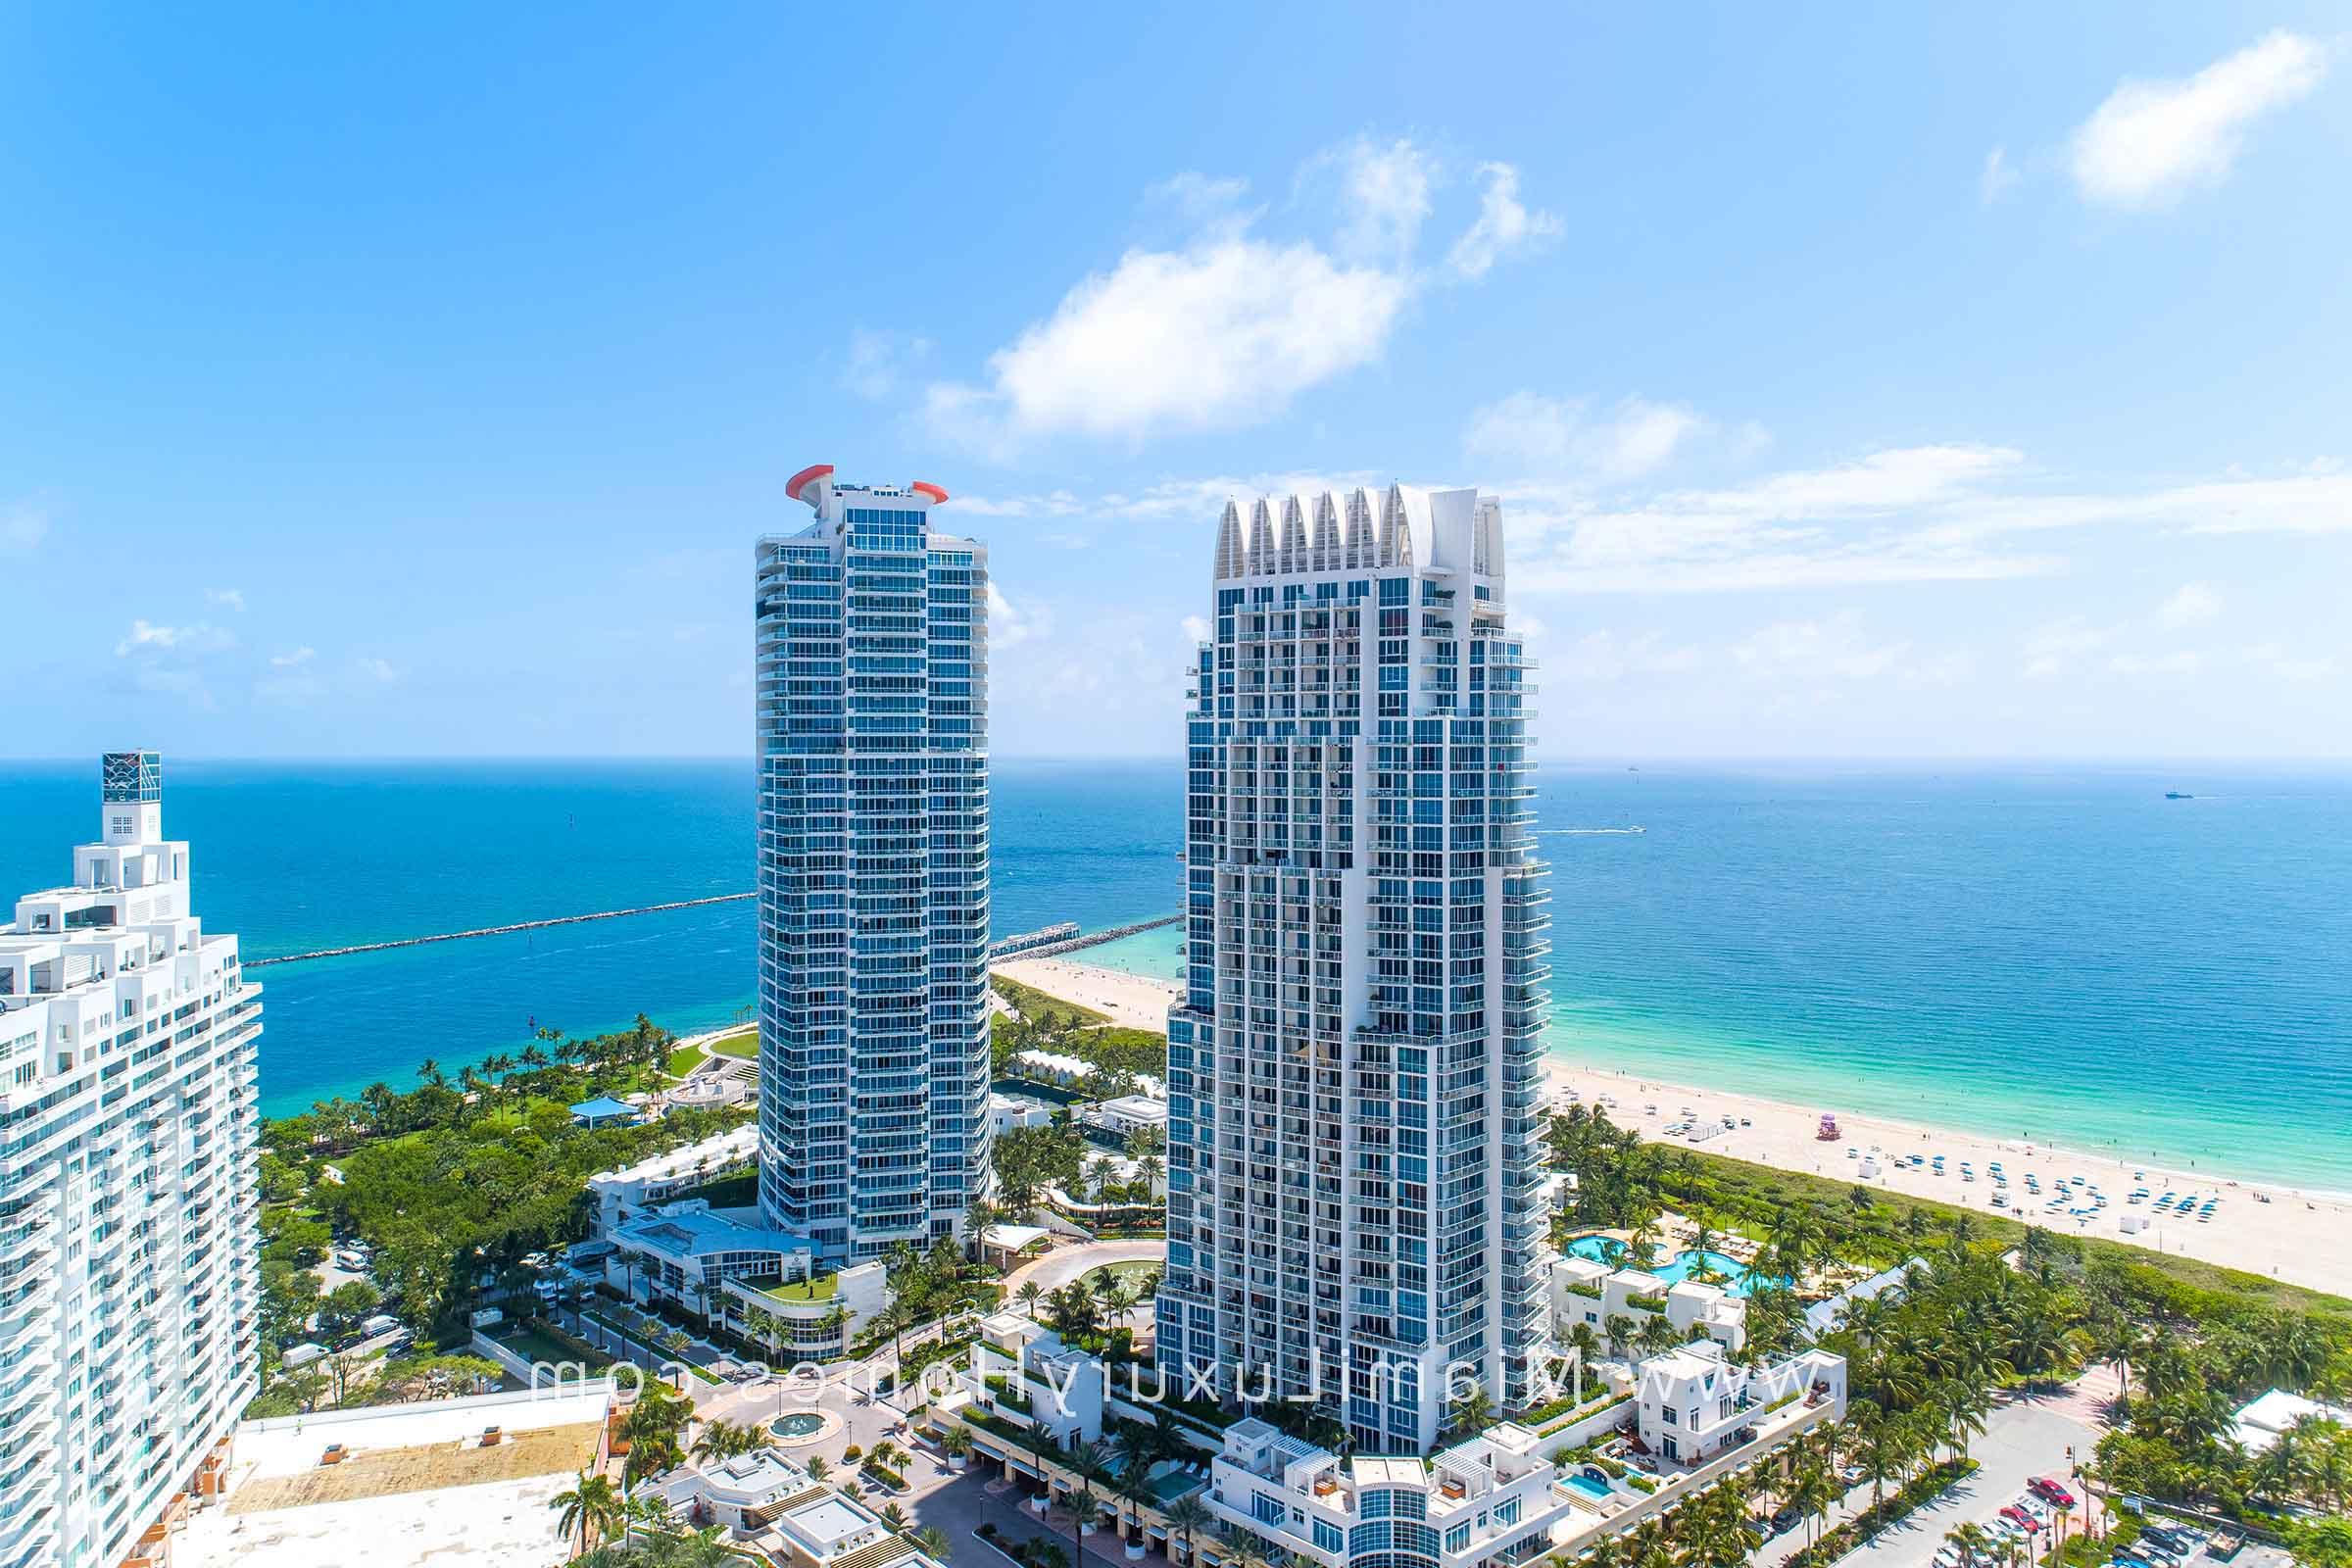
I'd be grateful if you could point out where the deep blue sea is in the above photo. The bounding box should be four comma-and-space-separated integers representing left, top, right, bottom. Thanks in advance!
2, 759, 2345, 1191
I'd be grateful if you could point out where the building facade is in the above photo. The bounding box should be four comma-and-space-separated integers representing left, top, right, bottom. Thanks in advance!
754, 466, 992, 1260
1155, 486, 1550, 1453
0, 753, 262, 1568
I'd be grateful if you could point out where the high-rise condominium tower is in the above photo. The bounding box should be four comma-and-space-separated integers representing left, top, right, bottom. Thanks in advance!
0, 753, 261, 1568
754, 466, 992, 1260
1154, 486, 1550, 1454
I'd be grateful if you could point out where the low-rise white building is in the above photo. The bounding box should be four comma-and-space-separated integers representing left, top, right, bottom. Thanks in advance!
589, 1125, 760, 1231
1549, 1256, 1745, 1353
960, 1310, 1107, 1446
601, 1199, 890, 1356
2231, 1388, 2352, 1454
1635, 1341, 1847, 1467
1080, 1094, 1168, 1140
1013, 1049, 1090, 1087
647, 1448, 947, 1568
990, 1092, 1056, 1135
1205, 1418, 1574, 1568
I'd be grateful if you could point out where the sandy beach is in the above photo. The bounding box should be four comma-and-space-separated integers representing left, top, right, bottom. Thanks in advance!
997, 954, 2352, 1299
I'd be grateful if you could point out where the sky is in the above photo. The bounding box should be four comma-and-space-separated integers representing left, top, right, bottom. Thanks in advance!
3, 4, 2348, 760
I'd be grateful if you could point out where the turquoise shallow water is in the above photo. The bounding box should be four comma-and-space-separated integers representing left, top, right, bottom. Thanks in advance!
1, 759, 2345, 1191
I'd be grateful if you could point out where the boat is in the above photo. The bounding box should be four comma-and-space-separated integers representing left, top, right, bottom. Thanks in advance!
2165, 791, 2193, 800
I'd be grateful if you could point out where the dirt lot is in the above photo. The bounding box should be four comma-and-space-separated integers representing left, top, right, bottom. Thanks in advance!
225, 1422, 601, 1514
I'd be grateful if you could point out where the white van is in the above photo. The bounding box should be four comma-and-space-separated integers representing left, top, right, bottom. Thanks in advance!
282, 1343, 327, 1370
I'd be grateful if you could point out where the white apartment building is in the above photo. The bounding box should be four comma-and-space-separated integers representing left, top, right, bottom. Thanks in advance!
1158, 486, 1549, 1453
0, 753, 262, 1568
1547, 1256, 1746, 1354
1634, 1341, 1848, 1467
643, 1446, 950, 1568
1205, 1417, 1572, 1568
755, 467, 992, 1260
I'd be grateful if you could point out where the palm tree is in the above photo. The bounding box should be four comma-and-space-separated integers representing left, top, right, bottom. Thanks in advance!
880, 1501, 911, 1532
1018, 1281, 1046, 1317
806, 1455, 830, 1480
551, 1469, 623, 1556
1067, 1438, 1117, 1559
1113, 1464, 1157, 1552
1935, 1379, 1990, 1466
1446, 1381, 1495, 1440
1162, 1494, 1216, 1567
912, 1526, 956, 1563
1946, 1522, 1996, 1568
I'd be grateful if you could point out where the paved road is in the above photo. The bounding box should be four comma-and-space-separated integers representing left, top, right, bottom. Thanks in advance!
1759, 1396, 2096, 1568
1001, 1239, 1166, 1298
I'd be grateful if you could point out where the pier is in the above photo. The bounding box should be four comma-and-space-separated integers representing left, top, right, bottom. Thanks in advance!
243, 899, 1179, 970
243, 893, 756, 967
1001, 912, 1181, 959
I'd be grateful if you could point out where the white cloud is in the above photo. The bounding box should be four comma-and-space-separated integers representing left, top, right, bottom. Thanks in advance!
951, 490, 1088, 518
1446, 162, 1561, 280
270, 646, 317, 667
1182, 613, 1212, 646
1142, 172, 1255, 236
928, 137, 1550, 451
205, 587, 247, 612
1495, 448, 2352, 596
988, 581, 1046, 651
1464, 393, 1703, 479
115, 619, 235, 658
1979, 146, 2021, 204
928, 236, 1408, 448
2070, 30, 2328, 208
1731, 612, 1915, 682
1503, 444, 2062, 594
1, 504, 47, 554
2020, 616, 2109, 680
356, 657, 401, 684
2157, 581, 2223, 627
843, 328, 934, 402
1326, 135, 1436, 262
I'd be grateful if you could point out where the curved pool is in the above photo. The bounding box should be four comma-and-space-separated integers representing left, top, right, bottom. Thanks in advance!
1564, 1236, 1786, 1296
770, 1411, 827, 1440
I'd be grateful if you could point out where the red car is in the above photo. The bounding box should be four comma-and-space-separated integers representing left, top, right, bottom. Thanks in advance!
2000, 1506, 2044, 1532
2030, 1478, 2079, 1509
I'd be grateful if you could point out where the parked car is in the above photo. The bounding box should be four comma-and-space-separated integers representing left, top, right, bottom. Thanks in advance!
2030, 1478, 2079, 1508
2000, 1506, 2043, 1532
2141, 1527, 2196, 1553
1769, 1506, 1804, 1536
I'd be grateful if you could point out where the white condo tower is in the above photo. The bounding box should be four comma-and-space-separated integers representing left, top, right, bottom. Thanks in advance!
1155, 487, 1551, 1454
0, 753, 262, 1568
753, 467, 994, 1260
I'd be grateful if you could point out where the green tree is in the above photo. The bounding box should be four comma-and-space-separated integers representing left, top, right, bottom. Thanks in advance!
552, 1469, 624, 1557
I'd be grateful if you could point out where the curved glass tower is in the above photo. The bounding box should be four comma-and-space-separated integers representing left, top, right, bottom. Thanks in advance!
753, 468, 992, 1261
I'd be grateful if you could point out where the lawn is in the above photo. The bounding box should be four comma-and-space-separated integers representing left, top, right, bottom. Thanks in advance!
709, 1028, 758, 1059
493, 1322, 612, 1371
663, 1042, 705, 1077
1076, 1260, 1160, 1295
761, 1274, 840, 1302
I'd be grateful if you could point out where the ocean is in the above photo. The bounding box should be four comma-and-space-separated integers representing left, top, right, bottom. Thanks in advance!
2, 758, 2346, 1192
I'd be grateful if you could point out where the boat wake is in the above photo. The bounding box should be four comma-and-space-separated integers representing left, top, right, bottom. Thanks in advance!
1542, 826, 1647, 836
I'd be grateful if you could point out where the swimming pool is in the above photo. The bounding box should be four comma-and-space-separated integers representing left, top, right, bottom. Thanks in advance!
1564, 1236, 1786, 1296
1564, 1472, 1615, 1501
